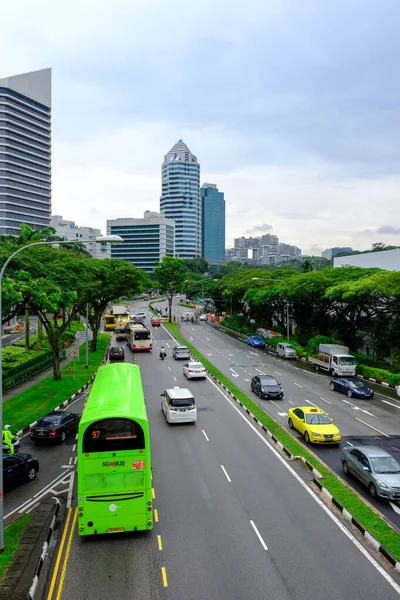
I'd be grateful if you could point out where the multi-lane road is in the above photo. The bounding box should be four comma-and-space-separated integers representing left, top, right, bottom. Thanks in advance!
7, 301, 400, 599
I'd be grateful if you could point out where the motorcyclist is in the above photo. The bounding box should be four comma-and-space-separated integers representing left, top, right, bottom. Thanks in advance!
160, 346, 167, 360
3, 424, 16, 455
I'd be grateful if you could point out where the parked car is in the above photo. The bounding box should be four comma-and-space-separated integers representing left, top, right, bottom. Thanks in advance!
288, 406, 341, 444
183, 361, 207, 380
276, 342, 297, 359
30, 411, 81, 444
3, 453, 39, 491
109, 346, 125, 361
151, 316, 161, 327
172, 345, 190, 360
250, 375, 283, 399
341, 445, 400, 499
330, 377, 374, 399
247, 336, 266, 348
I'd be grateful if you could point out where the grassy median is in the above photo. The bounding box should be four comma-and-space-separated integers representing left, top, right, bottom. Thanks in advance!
4, 333, 109, 432
165, 321, 400, 561
0, 514, 32, 579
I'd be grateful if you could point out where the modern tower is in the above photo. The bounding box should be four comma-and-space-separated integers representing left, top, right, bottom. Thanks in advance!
160, 140, 201, 259
0, 68, 52, 235
201, 183, 225, 261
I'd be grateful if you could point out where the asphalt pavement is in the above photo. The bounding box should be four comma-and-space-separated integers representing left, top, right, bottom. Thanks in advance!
47, 308, 400, 599
162, 300, 400, 530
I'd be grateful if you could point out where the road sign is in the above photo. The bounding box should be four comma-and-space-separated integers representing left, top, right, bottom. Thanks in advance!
75, 330, 93, 341
71, 349, 79, 358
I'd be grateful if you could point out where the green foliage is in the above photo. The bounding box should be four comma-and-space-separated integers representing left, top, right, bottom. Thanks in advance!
357, 364, 400, 386
2, 347, 54, 391
220, 315, 256, 336
0, 514, 32, 578
154, 255, 189, 321
304, 335, 341, 356
184, 258, 209, 274
390, 348, 400, 372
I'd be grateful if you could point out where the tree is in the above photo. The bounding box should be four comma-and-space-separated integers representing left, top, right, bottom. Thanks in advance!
154, 256, 188, 322
184, 258, 209, 274
81, 259, 148, 351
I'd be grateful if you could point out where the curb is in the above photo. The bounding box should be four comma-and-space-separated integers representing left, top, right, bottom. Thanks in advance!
16, 341, 111, 438
180, 330, 400, 573
27, 499, 60, 600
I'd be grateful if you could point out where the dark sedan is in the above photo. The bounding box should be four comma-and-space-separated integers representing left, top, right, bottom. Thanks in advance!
4, 453, 39, 491
109, 346, 125, 361
330, 377, 374, 399
251, 375, 284, 399
30, 410, 80, 444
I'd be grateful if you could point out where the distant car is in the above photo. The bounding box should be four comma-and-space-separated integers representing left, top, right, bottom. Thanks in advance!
172, 345, 190, 360
250, 375, 283, 399
3, 453, 39, 491
341, 445, 400, 499
133, 312, 146, 321
30, 411, 80, 444
247, 336, 266, 348
183, 361, 207, 380
109, 346, 125, 361
330, 377, 374, 399
288, 406, 341, 445
151, 316, 161, 327
199, 314, 207, 321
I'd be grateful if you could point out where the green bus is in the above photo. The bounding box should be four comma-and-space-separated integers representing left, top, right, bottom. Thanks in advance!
77, 363, 153, 536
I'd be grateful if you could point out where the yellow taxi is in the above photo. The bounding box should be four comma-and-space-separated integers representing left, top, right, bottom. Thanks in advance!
288, 406, 341, 444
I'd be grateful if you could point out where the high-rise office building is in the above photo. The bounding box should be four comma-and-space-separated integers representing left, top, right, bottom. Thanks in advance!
50, 215, 111, 259
322, 247, 353, 260
0, 68, 51, 235
107, 211, 175, 272
201, 183, 225, 261
160, 140, 201, 259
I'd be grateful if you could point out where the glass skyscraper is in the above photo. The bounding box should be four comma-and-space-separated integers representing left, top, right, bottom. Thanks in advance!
0, 68, 52, 235
160, 140, 201, 259
201, 183, 225, 261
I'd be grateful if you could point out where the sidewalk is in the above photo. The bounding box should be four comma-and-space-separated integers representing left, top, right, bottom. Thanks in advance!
3, 338, 85, 403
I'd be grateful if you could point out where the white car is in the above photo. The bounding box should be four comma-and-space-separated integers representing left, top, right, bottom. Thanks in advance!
161, 387, 197, 424
183, 361, 207, 380
199, 314, 207, 321
131, 312, 146, 322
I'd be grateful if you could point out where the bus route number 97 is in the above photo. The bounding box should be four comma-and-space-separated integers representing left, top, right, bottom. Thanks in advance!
92, 430, 101, 439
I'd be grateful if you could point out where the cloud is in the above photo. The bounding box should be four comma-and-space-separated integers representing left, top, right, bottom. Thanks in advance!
246, 224, 273, 234
376, 225, 400, 235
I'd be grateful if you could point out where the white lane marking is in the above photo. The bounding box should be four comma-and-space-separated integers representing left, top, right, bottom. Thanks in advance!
389, 502, 400, 515
278, 412, 288, 417
75, 434, 78, 440
202, 429, 210, 442
229, 368, 239, 378
319, 397, 331, 405
168, 366, 171, 370
361, 409, 375, 417
270, 400, 282, 410
250, 520, 268, 551
346, 441, 354, 446
244, 378, 251, 382
74, 456, 77, 465
205, 337, 210, 341
61, 465, 74, 469
288, 399, 294, 404
381, 399, 400, 410
205, 376, 400, 593
274, 371, 282, 376
355, 417, 389, 438
294, 382, 303, 388
220, 465, 232, 482
5, 471, 69, 519
72, 444, 76, 452
67, 472, 74, 509
68, 456, 72, 465
166, 342, 170, 347
255, 368, 265, 375
207, 353, 213, 356
304, 399, 317, 407
173, 376, 177, 381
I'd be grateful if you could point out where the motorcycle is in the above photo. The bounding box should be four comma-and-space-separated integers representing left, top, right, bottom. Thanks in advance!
159, 351, 167, 360
2, 434, 21, 454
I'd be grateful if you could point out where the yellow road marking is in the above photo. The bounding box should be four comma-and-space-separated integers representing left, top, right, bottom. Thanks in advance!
152, 487, 155, 499
55, 508, 78, 600
46, 508, 72, 600
161, 567, 168, 587
157, 535, 163, 551
154, 508, 159, 522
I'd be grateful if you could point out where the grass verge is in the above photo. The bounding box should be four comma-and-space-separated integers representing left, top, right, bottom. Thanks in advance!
4, 333, 109, 432
165, 321, 400, 561
0, 514, 32, 579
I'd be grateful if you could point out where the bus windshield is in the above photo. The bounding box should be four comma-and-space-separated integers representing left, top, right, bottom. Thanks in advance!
83, 418, 145, 452
134, 330, 151, 340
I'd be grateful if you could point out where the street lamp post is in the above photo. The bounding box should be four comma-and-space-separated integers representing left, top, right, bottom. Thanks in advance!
251, 277, 290, 341
0, 234, 122, 551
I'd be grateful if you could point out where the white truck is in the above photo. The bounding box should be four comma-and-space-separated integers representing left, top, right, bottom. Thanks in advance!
308, 344, 356, 377
110, 305, 129, 317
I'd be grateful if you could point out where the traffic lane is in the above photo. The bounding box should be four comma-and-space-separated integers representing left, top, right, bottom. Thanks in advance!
176, 322, 400, 530
3, 324, 38, 347
135, 341, 311, 600
150, 325, 400, 597
4, 393, 87, 521
181, 321, 400, 437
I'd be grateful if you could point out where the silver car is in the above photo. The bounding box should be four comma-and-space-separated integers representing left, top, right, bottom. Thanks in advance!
172, 345, 190, 360
341, 445, 400, 500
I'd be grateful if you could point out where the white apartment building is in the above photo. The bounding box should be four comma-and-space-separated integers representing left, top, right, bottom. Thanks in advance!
50, 215, 110, 259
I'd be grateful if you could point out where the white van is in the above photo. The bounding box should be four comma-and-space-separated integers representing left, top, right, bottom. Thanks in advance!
161, 387, 197, 424
276, 342, 297, 359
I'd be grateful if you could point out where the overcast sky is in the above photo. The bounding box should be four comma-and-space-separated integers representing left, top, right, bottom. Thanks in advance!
2, 0, 400, 255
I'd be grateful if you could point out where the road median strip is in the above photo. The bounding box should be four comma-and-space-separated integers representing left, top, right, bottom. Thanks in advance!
164, 321, 400, 569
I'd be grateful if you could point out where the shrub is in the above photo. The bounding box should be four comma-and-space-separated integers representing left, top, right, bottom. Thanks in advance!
357, 364, 400, 385
220, 315, 256, 336
304, 335, 341, 356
